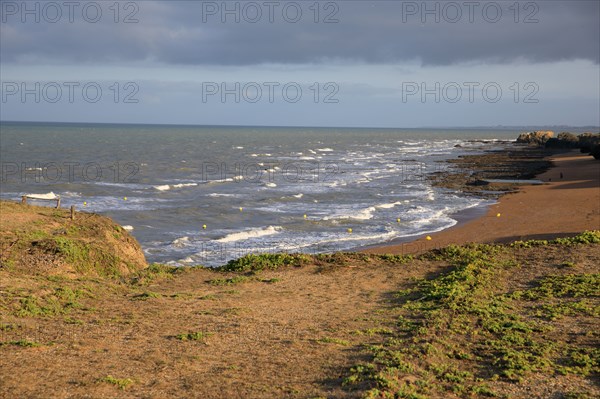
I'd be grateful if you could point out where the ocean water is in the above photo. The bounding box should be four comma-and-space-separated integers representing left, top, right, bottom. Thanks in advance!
1, 122, 519, 266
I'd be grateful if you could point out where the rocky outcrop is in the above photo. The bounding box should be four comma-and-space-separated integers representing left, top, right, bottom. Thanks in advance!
516, 131, 554, 146
542, 132, 600, 160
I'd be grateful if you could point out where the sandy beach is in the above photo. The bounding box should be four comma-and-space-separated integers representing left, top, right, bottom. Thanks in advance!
365, 151, 600, 255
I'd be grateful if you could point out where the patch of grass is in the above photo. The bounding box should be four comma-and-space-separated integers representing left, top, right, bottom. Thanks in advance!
511, 230, 600, 248
19, 229, 49, 242
169, 292, 193, 300
131, 291, 161, 301
131, 263, 178, 285
209, 276, 249, 286
0, 339, 41, 347
261, 278, 281, 284
176, 331, 213, 342
53, 237, 90, 266
16, 287, 87, 317
316, 337, 351, 346
99, 375, 134, 390
513, 274, 599, 300
0, 323, 18, 331
342, 232, 600, 398
32, 236, 125, 277
561, 261, 577, 268
217, 253, 310, 273
64, 317, 84, 325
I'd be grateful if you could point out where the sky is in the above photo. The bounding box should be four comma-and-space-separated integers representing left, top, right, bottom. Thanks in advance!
0, 0, 599, 127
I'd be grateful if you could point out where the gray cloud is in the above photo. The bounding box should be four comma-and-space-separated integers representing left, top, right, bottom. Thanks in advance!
1, 0, 598, 66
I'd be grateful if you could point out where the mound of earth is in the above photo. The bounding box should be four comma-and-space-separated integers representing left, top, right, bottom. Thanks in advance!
0, 200, 146, 277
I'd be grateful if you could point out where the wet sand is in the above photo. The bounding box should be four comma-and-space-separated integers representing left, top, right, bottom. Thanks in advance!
365, 151, 600, 255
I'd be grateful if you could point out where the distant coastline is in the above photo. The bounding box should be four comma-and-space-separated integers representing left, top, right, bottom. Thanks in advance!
2, 119, 599, 132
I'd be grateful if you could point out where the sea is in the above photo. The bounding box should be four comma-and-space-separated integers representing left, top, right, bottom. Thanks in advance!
1, 122, 527, 266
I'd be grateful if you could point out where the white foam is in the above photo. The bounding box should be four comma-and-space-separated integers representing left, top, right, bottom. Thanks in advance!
207, 193, 236, 197
216, 226, 282, 243
265, 183, 277, 188
122, 225, 134, 231
293, 193, 304, 198
172, 236, 190, 247
174, 183, 197, 189
25, 192, 58, 200
317, 148, 334, 152
154, 183, 198, 191
376, 201, 403, 209
324, 206, 376, 221
207, 178, 234, 184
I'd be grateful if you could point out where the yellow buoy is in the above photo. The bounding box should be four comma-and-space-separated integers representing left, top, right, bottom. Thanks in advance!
426, 236, 432, 241
347, 228, 353, 234
496, 213, 501, 218
396, 218, 401, 223
123, 197, 127, 201
239, 207, 243, 212
83, 201, 87, 206
303, 214, 307, 219
202, 224, 207, 230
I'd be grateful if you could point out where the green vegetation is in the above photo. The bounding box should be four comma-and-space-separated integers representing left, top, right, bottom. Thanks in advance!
217, 253, 310, 272
131, 291, 161, 301
99, 375, 134, 390
208, 276, 250, 286
316, 337, 351, 346
131, 263, 179, 285
0, 323, 18, 331
261, 278, 282, 284
33, 237, 125, 277
176, 331, 213, 342
342, 231, 600, 398
0, 339, 41, 348
511, 230, 600, 248
16, 287, 88, 317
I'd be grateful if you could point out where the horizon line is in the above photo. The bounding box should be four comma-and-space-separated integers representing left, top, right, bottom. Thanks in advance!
2, 120, 599, 131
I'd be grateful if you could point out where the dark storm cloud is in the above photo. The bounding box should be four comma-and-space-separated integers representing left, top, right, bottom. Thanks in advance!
1, 0, 598, 65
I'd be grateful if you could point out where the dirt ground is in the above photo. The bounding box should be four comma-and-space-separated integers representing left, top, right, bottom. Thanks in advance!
0, 253, 439, 398
1, 238, 599, 398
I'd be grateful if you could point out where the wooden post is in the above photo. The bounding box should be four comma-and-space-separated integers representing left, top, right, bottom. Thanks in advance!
56, 197, 61, 209
21, 196, 27, 205
70, 205, 75, 220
